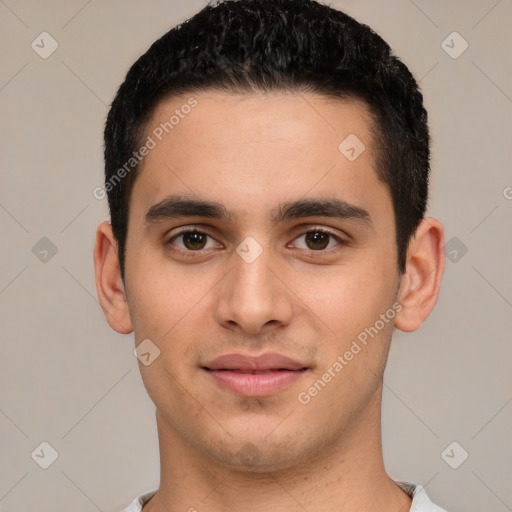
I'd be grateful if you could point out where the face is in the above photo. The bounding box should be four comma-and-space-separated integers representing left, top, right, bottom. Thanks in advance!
121, 91, 403, 470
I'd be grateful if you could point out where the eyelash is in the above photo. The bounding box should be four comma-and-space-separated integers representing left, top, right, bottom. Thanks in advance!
166, 226, 346, 256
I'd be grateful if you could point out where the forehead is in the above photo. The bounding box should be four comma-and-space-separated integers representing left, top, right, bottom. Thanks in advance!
130, 90, 390, 225
143, 90, 376, 159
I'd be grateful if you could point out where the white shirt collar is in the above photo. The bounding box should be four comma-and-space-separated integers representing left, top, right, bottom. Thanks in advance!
122, 481, 446, 511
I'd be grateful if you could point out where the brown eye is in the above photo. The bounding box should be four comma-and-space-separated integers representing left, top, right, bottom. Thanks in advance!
304, 231, 331, 250
169, 230, 217, 251
182, 232, 208, 250
292, 229, 342, 252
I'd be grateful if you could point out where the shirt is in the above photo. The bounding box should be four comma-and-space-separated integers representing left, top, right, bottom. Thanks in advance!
121, 480, 447, 511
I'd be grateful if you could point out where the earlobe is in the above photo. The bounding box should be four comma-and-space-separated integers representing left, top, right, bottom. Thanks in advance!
93, 221, 133, 334
394, 218, 445, 333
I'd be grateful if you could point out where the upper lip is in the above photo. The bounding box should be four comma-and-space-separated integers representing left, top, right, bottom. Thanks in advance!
203, 352, 307, 371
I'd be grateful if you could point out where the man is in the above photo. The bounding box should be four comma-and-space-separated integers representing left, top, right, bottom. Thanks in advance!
94, 0, 446, 510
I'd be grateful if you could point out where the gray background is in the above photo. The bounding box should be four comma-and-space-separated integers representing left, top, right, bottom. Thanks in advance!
1, 1, 511, 511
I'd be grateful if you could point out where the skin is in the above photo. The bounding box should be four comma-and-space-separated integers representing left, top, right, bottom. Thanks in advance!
94, 91, 445, 512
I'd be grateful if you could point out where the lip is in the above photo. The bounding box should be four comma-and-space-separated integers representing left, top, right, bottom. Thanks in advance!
202, 352, 309, 397
204, 352, 306, 371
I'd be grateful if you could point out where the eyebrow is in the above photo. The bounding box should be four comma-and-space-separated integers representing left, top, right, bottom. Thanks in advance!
144, 194, 372, 227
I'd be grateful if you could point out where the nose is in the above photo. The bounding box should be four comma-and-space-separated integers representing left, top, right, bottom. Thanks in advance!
215, 243, 293, 336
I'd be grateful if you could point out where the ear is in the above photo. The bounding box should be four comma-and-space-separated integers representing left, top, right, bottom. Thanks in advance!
93, 221, 133, 334
395, 217, 445, 332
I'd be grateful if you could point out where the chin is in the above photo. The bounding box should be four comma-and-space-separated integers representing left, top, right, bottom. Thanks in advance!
207, 433, 313, 474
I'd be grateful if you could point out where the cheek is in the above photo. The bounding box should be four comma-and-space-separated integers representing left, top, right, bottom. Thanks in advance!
126, 262, 222, 393
128, 271, 208, 412
126, 255, 214, 339
296, 257, 397, 340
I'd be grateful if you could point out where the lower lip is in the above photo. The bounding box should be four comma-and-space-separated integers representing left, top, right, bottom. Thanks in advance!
205, 369, 307, 397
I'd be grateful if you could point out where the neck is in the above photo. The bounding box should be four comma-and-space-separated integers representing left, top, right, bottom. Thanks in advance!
143, 386, 412, 512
